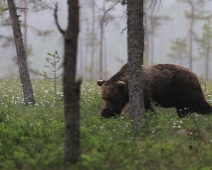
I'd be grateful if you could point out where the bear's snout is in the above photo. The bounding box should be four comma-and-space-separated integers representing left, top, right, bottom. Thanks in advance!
101, 108, 119, 118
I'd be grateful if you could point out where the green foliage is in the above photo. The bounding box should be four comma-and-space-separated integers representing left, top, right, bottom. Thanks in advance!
1, 80, 212, 169
0, 79, 64, 170
198, 17, 212, 55
179, 0, 208, 20
168, 38, 188, 65
39, 50, 62, 97
197, 17, 212, 81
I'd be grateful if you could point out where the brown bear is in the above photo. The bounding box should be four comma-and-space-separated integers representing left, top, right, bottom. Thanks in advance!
97, 63, 212, 118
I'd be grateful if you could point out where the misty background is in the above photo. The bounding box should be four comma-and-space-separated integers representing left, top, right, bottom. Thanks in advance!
0, 0, 212, 80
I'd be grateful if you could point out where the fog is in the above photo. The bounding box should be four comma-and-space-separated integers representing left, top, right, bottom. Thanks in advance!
0, 0, 212, 80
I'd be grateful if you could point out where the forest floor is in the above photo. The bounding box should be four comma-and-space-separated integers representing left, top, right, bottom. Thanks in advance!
1, 79, 212, 170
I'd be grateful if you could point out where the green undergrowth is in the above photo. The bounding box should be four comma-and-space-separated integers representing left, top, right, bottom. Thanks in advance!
0, 79, 212, 169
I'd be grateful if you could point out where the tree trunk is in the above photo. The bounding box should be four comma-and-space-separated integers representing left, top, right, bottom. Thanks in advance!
91, 0, 95, 80
99, 1, 106, 80
127, 0, 145, 130
189, 4, 194, 71
150, 23, 154, 65
54, 0, 81, 164
144, 14, 150, 64
24, 0, 28, 58
79, 36, 84, 78
63, 1, 81, 164
179, 52, 182, 66
206, 35, 210, 82
7, 0, 35, 106
104, 44, 107, 80
99, 17, 104, 80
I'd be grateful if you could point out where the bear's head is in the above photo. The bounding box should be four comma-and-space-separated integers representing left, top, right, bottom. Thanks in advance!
97, 80, 129, 118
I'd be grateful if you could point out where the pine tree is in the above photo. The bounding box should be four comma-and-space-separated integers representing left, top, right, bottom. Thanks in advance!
7, 0, 36, 106
54, 1, 81, 164
168, 38, 188, 66
178, 0, 208, 71
198, 17, 212, 82
127, 0, 145, 130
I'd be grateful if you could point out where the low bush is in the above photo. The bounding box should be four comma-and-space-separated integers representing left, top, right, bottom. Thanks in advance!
0, 79, 212, 169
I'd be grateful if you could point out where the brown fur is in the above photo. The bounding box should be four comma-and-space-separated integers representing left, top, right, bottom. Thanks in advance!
97, 63, 212, 118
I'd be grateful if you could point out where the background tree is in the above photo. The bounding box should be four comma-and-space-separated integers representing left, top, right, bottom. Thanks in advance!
91, 0, 96, 80
22, 0, 52, 59
127, 0, 145, 130
54, 1, 81, 164
82, 0, 100, 80
23, 0, 27, 58
198, 17, 212, 82
7, 0, 35, 106
97, 1, 116, 80
178, 0, 208, 71
1, 0, 53, 77
168, 38, 188, 66
99, 2, 106, 80
80, 0, 119, 80
39, 51, 62, 97
145, 14, 170, 65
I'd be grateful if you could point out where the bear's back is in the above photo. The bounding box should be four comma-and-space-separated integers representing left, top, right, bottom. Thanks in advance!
144, 64, 202, 107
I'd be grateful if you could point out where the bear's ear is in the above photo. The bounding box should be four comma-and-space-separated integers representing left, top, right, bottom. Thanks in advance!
97, 80, 106, 86
116, 80, 126, 88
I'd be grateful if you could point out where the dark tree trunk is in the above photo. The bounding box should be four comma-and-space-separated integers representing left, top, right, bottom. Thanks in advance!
63, 2, 81, 164
23, 0, 28, 58
54, 0, 81, 164
7, 0, 35, 106
127, 0, 145, 129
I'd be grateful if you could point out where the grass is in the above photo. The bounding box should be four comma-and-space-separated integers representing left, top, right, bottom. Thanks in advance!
1, 78, 212, 169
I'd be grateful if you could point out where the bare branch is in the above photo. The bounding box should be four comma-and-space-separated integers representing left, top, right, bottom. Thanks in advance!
121, 26, 127, 34
16, 7, 28, 10
0, 35, 14, 41
105, 0, 121, 16
99, 0, 122, 28
54, 3, 65, 35
26, 25, 54, 36
149, 0, 163, 13
39, 0, 54, 10
2, 8, 9, 12
121, 0, 127, 5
